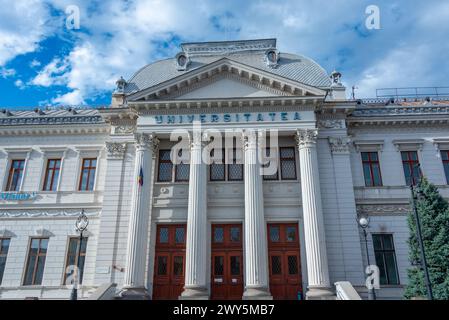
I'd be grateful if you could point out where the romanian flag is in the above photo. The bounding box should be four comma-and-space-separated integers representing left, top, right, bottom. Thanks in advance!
138, 167, 144, 186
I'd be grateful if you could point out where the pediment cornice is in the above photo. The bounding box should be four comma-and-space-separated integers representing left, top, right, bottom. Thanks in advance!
129, 96, 324, 114
126, 58, 326, 102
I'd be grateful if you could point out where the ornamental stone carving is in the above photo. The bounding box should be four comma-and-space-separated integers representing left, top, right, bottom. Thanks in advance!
295, 129, 318, 149
115, 125, 136, 135
106, 142, 127, 159
318, 119, 344, 129
0, 209, 100, 218
328, 137, 352, 154
356, 204, 410, 216
135, 133, 159, 152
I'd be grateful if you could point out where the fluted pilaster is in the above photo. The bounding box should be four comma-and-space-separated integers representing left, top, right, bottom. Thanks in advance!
181, 131, 208, 299
242, 130, 271, 300
121, 133, 159, 299
295, 129, 333, 299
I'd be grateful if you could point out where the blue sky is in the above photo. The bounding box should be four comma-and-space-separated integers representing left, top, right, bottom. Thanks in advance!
1, 0, 448, 109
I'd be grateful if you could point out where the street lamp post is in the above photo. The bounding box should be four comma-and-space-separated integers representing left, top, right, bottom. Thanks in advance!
410, 182, 434, 300
70, 209, 89, 301
357, 214, 376, 300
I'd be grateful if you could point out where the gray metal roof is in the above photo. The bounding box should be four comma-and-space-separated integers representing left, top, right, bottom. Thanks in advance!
125, 50, 332, 96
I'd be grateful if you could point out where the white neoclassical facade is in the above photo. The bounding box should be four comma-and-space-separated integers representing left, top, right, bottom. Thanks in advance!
1, 39, 449, 300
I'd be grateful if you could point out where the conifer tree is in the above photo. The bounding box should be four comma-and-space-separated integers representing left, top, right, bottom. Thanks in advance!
404, 178, 449, 299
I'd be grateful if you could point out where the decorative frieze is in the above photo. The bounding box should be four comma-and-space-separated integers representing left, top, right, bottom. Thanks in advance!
318, 119, 344, 129
114, 125, 136, 135
328, 137, 351, 154
356, 204, 410, 216
0, 209, 100, 218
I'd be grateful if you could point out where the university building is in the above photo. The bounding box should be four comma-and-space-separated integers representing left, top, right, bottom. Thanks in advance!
0, 39, 448, 300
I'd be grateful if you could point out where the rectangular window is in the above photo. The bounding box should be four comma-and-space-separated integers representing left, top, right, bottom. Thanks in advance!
263, 148, 279, 181
372, 234, 400, 285
43, 159, 61, 191
64, 237, 88, 285
228, 149, 243, 181
210, 149, 225, 181
401, 151, 422, 186
0, 238, 11, 285
157, 150, 173, 182
442, 150, 449, 185
280, 147, 297, 180
5, 159, 25, 191
23, 238, 49, 286
174, 149, 189, 182
361, 152, 383, 187
78, 158, 97, 191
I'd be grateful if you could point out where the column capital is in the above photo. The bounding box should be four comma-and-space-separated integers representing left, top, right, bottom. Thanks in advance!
328, 136, 351, 154
105, 142, 127, 159
134, 133, 159, 152
295, 129, 318, 149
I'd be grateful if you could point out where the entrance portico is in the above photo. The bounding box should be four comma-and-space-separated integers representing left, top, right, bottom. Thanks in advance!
120, 101, 334, 300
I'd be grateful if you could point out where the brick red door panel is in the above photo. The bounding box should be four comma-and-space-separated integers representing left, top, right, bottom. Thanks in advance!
152, 224, 186, 300
267, 223, 303, 300
211, 224, 243, 300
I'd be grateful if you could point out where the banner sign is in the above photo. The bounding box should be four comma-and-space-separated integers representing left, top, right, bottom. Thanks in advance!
0, 192, 38, 201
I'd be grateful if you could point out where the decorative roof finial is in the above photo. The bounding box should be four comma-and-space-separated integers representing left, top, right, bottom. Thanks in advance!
115, 76, 126, 94
330, 70, 342, 86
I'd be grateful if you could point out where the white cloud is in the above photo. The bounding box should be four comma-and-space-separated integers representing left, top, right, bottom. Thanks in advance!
14, 79, 26, 90
51, 89, 84, 105
0, 67, 16, 78
3, 0, 449, 104
30, 57, 69, 87
0, 0, 56, 66
29, 59, 41, 68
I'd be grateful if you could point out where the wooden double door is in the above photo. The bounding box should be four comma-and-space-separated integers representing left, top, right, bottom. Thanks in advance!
152, 224, 186, 300
267, 223, 303, 300
211, 224, 244, 300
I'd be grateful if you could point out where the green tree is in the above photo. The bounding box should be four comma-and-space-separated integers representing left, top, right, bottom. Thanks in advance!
404, 178, 449, 299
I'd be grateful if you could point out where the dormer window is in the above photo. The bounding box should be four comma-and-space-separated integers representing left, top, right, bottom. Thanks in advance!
176, 52, 190, 71
265, 49, 279, 67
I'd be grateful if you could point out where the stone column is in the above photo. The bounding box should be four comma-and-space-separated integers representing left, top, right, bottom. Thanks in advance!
180, 131, 208, 299
295, 129, 333, 299
242, 130, 272, 300
120, 133, 159, 299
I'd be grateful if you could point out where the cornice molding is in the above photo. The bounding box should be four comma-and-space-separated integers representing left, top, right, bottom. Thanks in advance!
129, 96, 323, 114
0, 125, 110, 136
0, 115, 103, 126
392, 139, 425, 151
353, 140, 384, 152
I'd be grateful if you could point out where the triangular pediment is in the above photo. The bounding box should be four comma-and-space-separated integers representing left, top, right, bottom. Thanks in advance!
127, 58, 326, 102
174, 73, 285, 99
